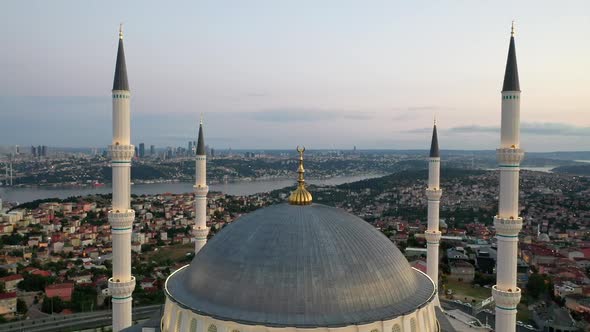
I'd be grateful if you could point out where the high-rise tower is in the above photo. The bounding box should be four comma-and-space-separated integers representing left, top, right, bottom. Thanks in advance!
193, 119, 209, 254
492, 22, 524, 332
424, 122, 442, 296
108, 25, 135, 332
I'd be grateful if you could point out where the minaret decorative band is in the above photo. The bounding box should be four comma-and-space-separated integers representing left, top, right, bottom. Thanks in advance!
108, 26, 135, 332
194, 120, 209, 254
493, 22, 523, 332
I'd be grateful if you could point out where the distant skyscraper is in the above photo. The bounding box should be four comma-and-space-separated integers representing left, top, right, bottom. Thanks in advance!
31, 146, 37, 157
139, 143, 145, 158
210, 148, 215, 157
150, 145, 155, 156
14, 145, 19, 155
41, 145, 47, 157
188, 141, 193, 155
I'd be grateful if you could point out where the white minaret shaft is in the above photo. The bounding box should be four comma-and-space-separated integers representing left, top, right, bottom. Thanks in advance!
425, 124, 442, 295
193, 120, 209, 254
108, 26, 135, 332
493, 22, 524, 332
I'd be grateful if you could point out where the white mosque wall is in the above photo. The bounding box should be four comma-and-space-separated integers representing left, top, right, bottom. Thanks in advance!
160, 295, 438, 332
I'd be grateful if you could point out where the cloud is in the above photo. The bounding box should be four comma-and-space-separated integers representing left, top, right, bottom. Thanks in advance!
448, 125, 498, 134
246, 92, 269, 97
391, 105, 454, 121
242, 109, 372, 122
409, 122, 590, 136
521, 123, 590, 136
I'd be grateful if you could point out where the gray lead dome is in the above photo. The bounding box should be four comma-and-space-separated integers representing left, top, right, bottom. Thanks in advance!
166, 203, 435, 327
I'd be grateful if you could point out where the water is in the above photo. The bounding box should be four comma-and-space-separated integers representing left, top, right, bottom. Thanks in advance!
0, 174, 385, 204
521, 166, 554, 173
487, 166, 554, 173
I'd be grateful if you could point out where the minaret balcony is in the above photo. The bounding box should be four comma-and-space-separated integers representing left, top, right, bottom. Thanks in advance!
109, 144, 135, 161
193, 185, 209, 196
108, 276, 136, 299
425, 188, 442, 200
492, 285, 521, 309
493, 216, 523, 237
193, 227, 210, 241
497, 148, 524, 166
109, 209, 135, 230
424, 230, 441, 244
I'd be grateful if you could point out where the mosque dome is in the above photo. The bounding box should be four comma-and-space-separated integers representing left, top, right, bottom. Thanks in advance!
164, 203, 436, 328
538, 233, 550, 242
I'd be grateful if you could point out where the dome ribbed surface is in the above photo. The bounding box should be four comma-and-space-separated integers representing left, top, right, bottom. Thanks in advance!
166, 203, 435, 327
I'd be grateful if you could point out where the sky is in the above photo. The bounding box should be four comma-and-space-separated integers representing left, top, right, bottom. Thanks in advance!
0, 1, 589, 151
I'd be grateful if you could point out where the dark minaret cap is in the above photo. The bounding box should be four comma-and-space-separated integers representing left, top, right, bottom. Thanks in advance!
196, 121, 206, 155
502, 22, 520, 92
113, 25, 130, 91
429, 124, 440, 158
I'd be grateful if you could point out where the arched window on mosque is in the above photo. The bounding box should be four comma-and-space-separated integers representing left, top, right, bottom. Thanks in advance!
190, 318, 197, 332
208, 324, 218, 332
392, 324, 402, 332
175, 311, 183, 332
410, 318, 417, 332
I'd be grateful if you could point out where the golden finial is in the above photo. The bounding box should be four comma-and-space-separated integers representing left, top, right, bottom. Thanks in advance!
434, 114, 437, 126
511, 20, 515, 37
119, 23, 124, 40
200, 113, 203, 125
288, 146, 313, 205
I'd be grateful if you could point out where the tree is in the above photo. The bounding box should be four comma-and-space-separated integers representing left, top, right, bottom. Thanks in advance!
18, 274, 54, 292
41, 296, 64, 314
71, 285, 97, 312
526, 273, 547, 299
16, 298, 27, 315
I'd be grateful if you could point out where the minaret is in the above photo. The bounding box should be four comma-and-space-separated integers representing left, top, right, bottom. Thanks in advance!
108, 25, 136, 332
193, 118, 210, 254
492, 21, 524, 332
424, 121, 442, 297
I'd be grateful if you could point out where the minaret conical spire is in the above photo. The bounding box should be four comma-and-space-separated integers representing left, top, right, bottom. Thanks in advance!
196, 117, 206, 156
429, 122, 439, 158
502, 21, 520, 92
113, 24, 129, 91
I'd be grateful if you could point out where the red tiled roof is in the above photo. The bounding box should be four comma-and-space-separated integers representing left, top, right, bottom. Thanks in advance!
0, 274, 23, 282
0, 292, 17, 300
45, 283, 74, 291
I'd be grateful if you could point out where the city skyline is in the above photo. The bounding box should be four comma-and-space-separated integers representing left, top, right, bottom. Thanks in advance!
1, 1, 589, 151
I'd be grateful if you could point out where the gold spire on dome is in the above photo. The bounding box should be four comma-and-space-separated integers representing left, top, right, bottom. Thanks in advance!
288, 146, 313, 205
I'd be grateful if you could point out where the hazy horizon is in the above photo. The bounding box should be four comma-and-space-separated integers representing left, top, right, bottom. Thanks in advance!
1, 1, 589, 151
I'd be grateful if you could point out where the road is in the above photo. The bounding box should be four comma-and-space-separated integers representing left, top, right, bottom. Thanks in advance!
441, 300, 536, 332
0, 304, 161, 332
